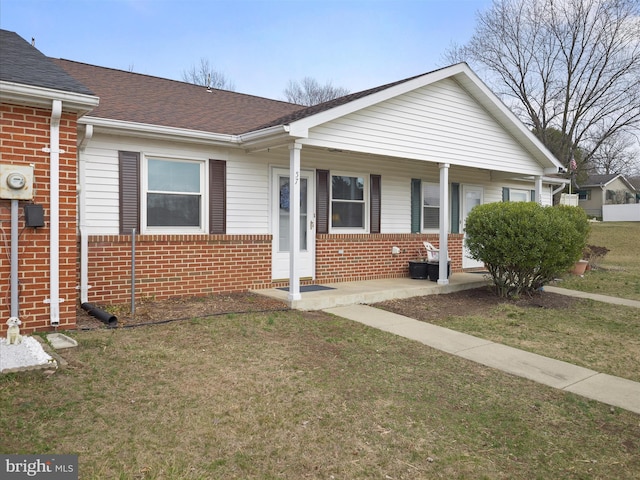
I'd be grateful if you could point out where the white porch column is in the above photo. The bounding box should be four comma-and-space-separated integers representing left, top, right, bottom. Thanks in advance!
288, 142, 302, 301
535, 175, 543, 205
438, 163, 450, 285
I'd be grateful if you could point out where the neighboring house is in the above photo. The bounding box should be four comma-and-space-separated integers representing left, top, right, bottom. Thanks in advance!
1, 29, 566, 333
577, 174, 639, 218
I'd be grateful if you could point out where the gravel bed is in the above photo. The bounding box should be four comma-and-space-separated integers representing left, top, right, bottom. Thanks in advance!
0, 336, 56, 373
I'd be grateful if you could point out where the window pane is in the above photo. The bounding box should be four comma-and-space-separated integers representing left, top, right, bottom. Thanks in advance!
332, 201, 364, 227
148, 159, 200, 193
423, 183, 439, 207
147, 193, 200, 226
278, 177, 308, 252
510, 190, 529, 202
422, 182, 439, 229
423, 207, 439, 229
332, 176, 364, 200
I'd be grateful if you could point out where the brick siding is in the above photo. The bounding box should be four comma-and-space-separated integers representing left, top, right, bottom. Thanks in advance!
315, 233, 464, 283
0, 104, 78, 334
83, 233, 464, 307
84, 234, 274, 304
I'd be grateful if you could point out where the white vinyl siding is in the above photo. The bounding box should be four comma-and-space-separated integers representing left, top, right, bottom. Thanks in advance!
302, 79, 544, 176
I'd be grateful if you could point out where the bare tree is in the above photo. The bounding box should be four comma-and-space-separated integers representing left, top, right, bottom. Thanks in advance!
182, 58, 235, 91
283, 77, 350, 106
591, 133, 640, 174
445, 0, 640, 173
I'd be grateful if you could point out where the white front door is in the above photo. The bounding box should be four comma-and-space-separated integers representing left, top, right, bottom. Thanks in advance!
462, 185, 484, 269
272, 168, 315, 280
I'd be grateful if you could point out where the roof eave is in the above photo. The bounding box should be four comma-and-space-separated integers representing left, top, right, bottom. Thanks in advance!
239, 125, 301, 151
81, 116, 240, 146
0, 80, 99, 115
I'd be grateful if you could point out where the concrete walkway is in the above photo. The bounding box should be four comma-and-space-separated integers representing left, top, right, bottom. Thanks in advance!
323, 288, 640, 415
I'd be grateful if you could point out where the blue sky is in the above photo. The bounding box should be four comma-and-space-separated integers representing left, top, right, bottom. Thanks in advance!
1, 0, 492, 100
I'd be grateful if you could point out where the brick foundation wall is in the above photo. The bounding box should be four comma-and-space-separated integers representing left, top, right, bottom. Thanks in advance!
0, 104, 78, 334
84, 234, 274, 304
84, 233, 464, 307
315, 233, 464, 284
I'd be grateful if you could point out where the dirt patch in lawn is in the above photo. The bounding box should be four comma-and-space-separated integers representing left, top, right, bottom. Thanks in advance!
77, 285, 576, 330
374, 286, 577, 322
76, 291, 288, 329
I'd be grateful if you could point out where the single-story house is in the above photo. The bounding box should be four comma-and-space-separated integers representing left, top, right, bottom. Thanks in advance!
1, 29, 566, 334
577, 174, 639, 218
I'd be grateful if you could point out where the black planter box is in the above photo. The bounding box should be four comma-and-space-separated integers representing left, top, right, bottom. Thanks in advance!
408, 261, 429, 279
427, 261, 450, 282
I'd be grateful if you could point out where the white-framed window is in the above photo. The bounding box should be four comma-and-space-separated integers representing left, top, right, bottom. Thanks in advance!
509, 188, 530, 202
578, 189, 591, 200
422, 182, 440, 230
331, 173, 367, 231
142, 156, 206, 233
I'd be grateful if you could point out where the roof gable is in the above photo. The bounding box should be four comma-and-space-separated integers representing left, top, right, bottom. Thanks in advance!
280, 64, 562, 172
583, 174, 637, 191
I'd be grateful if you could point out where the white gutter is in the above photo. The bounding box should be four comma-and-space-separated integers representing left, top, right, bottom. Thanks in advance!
81, 117, 239, 146
78, 125, 93, 304
46, 100, 63, 325
0, 80, 98, 114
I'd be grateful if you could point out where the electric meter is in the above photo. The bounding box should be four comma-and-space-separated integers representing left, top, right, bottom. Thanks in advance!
0, 164, 34, 200
6, 172, 27, 190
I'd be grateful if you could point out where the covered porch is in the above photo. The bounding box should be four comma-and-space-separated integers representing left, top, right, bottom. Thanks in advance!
254, 272, 490, 311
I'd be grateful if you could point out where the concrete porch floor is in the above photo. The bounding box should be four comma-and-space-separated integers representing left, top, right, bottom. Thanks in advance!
253, 272, 490, 310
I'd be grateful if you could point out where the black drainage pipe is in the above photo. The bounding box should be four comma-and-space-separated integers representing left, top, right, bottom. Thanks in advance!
81, 303, 118, 328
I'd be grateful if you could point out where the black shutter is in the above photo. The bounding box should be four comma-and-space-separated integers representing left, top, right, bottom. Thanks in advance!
530, 190, 536, 202
118, 151, 140, 235
209, 160, 226, 234
370, 174, 381, 234
411, 178, 421, 233
451, 183, 460, 234
502, 187, 510, 202
316, 170, 330, 234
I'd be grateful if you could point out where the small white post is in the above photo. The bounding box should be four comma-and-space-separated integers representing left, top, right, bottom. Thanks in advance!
288, 143, 302, 301
438, 163, 450, 285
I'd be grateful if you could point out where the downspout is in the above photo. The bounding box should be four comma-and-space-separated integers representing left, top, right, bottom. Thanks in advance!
47, 100, 63, 326
552, 183, 566, 196
78, 124, 93, 304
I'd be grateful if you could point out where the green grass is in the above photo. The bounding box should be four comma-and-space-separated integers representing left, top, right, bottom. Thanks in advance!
559, 222, 640, 300
417, 298, 640, 382
2, 311, 639, 479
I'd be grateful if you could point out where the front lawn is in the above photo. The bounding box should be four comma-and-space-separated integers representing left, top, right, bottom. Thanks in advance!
1, 310, 639, 479
559, 221, 640, 300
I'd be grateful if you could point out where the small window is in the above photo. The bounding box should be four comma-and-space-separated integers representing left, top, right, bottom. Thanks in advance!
509, 189, 529, 202
331, 174, 366, 230
578, 190, 590, 200
144, 158, 205, 231
422, 182, 439, 230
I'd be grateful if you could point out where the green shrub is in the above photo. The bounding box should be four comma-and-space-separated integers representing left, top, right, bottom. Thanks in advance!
465, 202, 590, 297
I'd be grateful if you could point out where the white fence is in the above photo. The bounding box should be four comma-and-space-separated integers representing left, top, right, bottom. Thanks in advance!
602, 203, 640, 222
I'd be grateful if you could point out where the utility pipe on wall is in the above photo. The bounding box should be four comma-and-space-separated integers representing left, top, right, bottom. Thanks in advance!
10, 199, 19, 318
78, 124, 93, 305
47, 100, 62, 326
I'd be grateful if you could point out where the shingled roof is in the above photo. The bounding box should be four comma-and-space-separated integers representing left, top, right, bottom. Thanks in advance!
252, 73, 427, 131
582, 174, 623, 187
0, 30, 94, 96
52, 59, 305, 136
